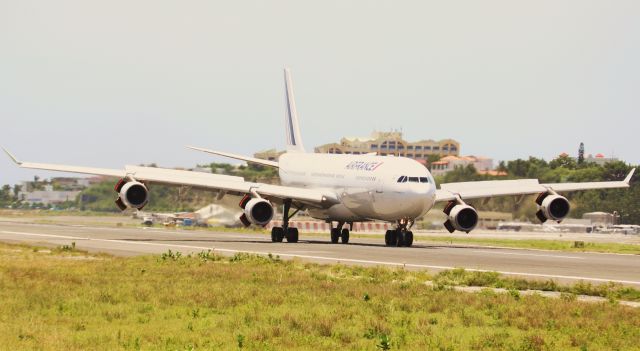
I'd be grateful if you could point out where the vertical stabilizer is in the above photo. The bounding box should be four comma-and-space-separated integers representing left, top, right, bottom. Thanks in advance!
284, 68, 306, 152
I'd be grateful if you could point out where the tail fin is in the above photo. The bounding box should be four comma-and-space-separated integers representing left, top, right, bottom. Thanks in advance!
284, 68, 306, 152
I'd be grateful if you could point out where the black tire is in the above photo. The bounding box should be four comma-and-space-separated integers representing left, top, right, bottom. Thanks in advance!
404, 231, 414, 247
341, 229, 350, 244
396, 230, 405, 247
384, 230, 392, 246
271, 227, 284, 243
330, 228, 340, 243
286, 228, 299, 243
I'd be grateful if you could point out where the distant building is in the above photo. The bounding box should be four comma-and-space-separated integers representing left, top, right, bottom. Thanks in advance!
315, 131, 459, 162
584, 153, 618, 166
430, 155, 495, 176
560, 152, 619, 166
19, 185, 80, 205
583, 212, 617, 226
254, 131, 461, 165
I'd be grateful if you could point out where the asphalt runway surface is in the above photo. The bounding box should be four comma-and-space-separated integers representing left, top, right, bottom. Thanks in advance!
0, 221, 639, 287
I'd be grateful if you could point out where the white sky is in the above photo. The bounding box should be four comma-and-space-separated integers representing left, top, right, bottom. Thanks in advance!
1, 1, 638, 185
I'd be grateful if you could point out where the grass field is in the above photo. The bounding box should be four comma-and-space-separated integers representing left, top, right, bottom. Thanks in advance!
414, 236, 640, 255
1, 243, 639, 350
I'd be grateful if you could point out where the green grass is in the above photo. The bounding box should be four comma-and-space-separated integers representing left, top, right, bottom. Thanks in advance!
432, 268, 640, 302
0, 243, 639, 350
418, 236, 640, 255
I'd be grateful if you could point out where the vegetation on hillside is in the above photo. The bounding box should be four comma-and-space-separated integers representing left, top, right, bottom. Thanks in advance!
0, 242, 638, 350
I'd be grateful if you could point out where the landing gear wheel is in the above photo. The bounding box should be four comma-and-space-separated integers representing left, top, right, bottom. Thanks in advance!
341, 229, 350, 244
385, 230, 395, 246
330, 228, 340, 243
271, 227, 284, 243
396, 230, 405, 247
404, 231, 414, 247
286, 227, 299, 243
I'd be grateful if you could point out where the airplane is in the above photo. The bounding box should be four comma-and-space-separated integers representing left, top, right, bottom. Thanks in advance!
3, 68, 635, 247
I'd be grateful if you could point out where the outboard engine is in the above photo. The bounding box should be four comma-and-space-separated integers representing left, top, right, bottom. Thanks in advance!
443, 201, 478, 233
535, 193, 570, 223
114, 179, 149, 210
238, 195, 274, 227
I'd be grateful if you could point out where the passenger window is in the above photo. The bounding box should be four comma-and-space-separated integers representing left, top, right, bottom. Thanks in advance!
408, 177, 419, 183
419, 177, 429, 183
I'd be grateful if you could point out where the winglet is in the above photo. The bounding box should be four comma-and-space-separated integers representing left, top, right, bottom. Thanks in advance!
624, 168, 636, 184
2, 147, 22, 165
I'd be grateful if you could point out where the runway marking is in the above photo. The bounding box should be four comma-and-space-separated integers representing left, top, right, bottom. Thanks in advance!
2, 230, 640, 286
472, 250, 584, 260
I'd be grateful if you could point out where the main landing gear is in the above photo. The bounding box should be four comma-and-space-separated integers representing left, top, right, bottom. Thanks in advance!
330, 221, 351, 244
271, 199, 300, 243
385, 218, 414, 247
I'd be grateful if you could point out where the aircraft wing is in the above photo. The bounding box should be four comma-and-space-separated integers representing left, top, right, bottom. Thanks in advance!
435, 168, 635, 202
3, 149, 337, 208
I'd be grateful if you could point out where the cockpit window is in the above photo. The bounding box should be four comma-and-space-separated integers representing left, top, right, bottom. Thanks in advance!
408, 177, 419, 183
397, 176, 405, 183
419, 177, 429, 183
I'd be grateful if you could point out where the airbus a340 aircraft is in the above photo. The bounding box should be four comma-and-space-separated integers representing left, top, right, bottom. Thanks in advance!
4, 69, 635, 247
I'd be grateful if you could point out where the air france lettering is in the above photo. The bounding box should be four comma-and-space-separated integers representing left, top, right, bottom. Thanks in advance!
345, 161, 384, 171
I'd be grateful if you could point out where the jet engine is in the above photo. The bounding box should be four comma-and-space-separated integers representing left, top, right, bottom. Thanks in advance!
239, 196, 274, 227
443, 201, 478, 233
535, 193, 570, 223
114, 179, 149, 210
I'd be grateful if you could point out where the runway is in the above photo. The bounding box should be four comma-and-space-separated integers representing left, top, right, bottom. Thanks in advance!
0, 221, 639, 287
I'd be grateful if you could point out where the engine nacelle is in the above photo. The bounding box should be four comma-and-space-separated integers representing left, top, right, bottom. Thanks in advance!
115, 181, 149, 210
240, 198, 274, 227
443, 203, 478, 233
536, 193, 570, 223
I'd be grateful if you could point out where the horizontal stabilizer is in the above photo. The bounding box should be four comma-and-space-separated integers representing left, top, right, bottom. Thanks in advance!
187, 146, 279, 168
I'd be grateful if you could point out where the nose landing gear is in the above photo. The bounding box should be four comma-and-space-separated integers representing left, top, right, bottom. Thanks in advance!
385, 218, 414, 247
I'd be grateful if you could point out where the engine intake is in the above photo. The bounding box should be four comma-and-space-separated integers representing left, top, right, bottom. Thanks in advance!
114, 180, 149, 210
443, 202, 478, 233
239, 198, 274, 227
535, 193, 570, 223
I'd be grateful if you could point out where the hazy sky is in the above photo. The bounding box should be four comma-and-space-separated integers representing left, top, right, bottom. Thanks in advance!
1, 1, 638, 185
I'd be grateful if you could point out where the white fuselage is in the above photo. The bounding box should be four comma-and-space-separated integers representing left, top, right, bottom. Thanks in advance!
279, 153, 436, 222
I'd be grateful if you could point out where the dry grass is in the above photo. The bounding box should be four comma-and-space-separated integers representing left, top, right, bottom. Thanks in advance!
0, 243, 638, 350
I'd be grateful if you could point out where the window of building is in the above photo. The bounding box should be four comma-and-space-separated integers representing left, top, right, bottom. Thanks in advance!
424, 146, 431, 150
370, 144, 378, 149
406, 154, 414, 158
450, 146, 457, 152
414, 146, 422, 150
407, 145, 414, 150
415, 154, 422, 158
443, 145, 449, 151
433, 146, 440, 151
